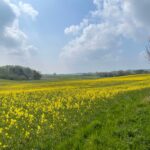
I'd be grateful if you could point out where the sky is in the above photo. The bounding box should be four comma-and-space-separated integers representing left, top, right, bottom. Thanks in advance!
0, 0, 150, 74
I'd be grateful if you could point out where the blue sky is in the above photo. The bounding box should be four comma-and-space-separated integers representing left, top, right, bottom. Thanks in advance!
0, 0, 150, 73
24, 0, 94, 73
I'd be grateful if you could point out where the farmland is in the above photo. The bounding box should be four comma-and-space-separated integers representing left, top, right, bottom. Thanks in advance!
0, 74, 150, 149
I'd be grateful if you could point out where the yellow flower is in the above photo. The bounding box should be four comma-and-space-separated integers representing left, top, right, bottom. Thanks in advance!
25, 131, 30, 138
0, 128, 3, 134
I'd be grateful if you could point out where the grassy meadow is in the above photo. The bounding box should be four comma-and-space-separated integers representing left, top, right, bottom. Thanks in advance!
0, 74, 150, 149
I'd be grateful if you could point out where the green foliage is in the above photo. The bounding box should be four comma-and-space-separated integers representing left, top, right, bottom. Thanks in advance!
57, 89, 150, 150
0, 65, 41, 80
96, 69, 150, 77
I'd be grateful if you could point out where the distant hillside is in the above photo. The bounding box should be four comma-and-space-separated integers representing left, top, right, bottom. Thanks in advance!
42, 69, 150, 80
0, 65, 41, 80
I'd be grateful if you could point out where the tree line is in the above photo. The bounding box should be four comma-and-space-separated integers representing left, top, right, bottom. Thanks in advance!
95, 70, 150, 77
0, 65, 41, 80
80, 69, 150, 78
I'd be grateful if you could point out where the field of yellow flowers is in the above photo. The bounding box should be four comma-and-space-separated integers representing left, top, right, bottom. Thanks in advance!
0, 74, 150, 149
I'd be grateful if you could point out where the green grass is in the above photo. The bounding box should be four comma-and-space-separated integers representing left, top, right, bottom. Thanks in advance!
57, 89, 150, 150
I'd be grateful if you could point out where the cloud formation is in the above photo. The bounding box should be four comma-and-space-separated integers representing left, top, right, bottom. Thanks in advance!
19, 1, 39, 19
61, 0, 150, 72
0, 0, 38, 58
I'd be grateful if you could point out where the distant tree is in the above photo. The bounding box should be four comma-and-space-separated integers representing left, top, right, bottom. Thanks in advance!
53, 73, 57, 76
0, 65, 42, 80
32, 70, 42, 80
95, 69, 150, 78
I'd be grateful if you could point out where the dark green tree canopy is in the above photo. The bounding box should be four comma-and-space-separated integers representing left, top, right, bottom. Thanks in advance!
0, 65, 41, 80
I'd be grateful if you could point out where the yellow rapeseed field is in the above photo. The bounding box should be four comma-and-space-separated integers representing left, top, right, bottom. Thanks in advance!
0, 74, 150, 149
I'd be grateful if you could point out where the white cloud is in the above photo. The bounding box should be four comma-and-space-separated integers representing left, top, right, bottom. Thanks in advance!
61, 0, 150, 72
0, 0, 38, 59
124, 0, 150, 27
19, 1, 39, 19
0, 0, 15, 30
64, 19, 88, 35
93, 0, 103, 9
4, 0, 21, 17
62, 23, 121, 59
